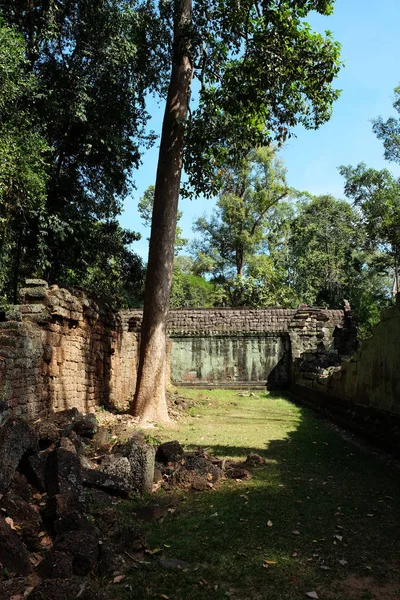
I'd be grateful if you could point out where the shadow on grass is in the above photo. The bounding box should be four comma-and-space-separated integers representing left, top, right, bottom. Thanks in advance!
114, 399, 400, 600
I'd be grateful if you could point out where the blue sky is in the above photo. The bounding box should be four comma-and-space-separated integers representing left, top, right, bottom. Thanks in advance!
119, 0, 400, 260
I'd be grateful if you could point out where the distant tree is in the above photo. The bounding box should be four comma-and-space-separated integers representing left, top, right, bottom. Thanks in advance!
339, 164, 400, 294
288, 194, 366, 307
170, 267, 221, 307
372, 85, 400, 164
192, 147, 290, 281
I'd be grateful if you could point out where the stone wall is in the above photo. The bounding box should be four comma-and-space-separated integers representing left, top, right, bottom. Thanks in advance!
0, 280, 121, 419
0, 280, 350, 418
292, 297, 400, 415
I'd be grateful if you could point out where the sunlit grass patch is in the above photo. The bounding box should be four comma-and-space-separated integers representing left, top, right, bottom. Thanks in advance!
112, 388, 400, 600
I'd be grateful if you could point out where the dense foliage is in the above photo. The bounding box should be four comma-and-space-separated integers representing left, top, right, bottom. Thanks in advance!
0, 2, 155, 305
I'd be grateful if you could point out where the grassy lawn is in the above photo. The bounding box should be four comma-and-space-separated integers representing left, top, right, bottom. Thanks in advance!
114, 389, 400, 600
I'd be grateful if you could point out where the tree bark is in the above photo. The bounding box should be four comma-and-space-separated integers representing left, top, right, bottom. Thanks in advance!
131, 0, 192, 422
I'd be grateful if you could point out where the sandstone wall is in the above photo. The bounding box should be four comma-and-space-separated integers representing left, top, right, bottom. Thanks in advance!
293, 298, 400, 415
0, 281, 349, 418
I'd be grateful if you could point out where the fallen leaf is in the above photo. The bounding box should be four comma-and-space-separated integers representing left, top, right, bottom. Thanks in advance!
338, 559, 348, 566
264, 560, 277, 565
113, 575, 126, 584
306, 592, 319, 599
292, 530, 300, 535
40, 535, 53, 548
5, 517, 16, 530
145, 548, 162, 556
10, 595, 23, 600
267, 520, 273, 527
291, 552, 298, 558
334, 535, 343, 541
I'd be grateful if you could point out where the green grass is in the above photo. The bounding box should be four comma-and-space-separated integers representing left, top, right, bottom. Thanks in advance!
113, 389, 400, 600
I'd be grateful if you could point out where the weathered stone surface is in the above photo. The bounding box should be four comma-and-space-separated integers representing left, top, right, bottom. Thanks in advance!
96, 542, 126, 576
159, 557, 190, 570
100, 437, 155, 495
0, 514, 32, 576
170, 453, 223, 491
42, 492, 86, 531
225, 466, 252, 480
156, 440, 184, 465
37, 550, 73, 579
54, 530, 99, 575
46, 448, 83, 497
25, 279, 49, 288
25, 448, 52, 492
110, 524, 147, 554
26, 579, 81, 600
81, 467, 132, 497
34, 420, 61, 447
122, 437, 155, 494
0, 418, 37, 494
72, 413, 98, 438
9, 471, 31, 501
52, 408, 80, 427
2, 490, 42, 551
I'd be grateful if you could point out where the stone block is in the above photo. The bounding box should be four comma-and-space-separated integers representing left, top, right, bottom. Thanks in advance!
0, 514, 32, 575
0, 418, 37, 494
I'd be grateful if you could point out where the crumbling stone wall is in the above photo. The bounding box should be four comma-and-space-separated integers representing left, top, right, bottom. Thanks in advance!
292, 297, 400, 415
0, 280, 350, 418
0, 280, 121, 419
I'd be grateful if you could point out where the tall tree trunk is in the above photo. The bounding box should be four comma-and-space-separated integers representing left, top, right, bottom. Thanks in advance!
131, 0, 192, 422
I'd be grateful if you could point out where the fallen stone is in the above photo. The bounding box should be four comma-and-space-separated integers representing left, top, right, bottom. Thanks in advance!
38, 550, 73, 579
72, 413, 98, 438
244, 453, 266, 467
53, 530, 100, 575
0, 513, 32, 576
34, 420, 60, 448
42, 492, 86, 527
102, 436, 155, 494
225, 466, 252, 480
81, 467, 132, 497
1, 490, 42, 551
86, 489, 114, 508
59, 436, 77, 453
66, 428, 86, 453
134, 505, 168, 522
91, 507, 120, 537
51, 408, 80, 427
54, 510, 95, 536
46, 448, 83, 497
25, 447, 52, 492
96, 542, 126, 576
170, 452, 223, 490
156, 441, 184, 465
26, 578, 81, 600
8, 471, 31, 501
110, 524, 147, 554
159, 557, 190, 570
99, 454, 132, 489
0, 417, 37, 494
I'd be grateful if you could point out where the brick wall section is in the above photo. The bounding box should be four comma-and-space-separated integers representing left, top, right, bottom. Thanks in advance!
0, 281, 123, 418
293, 297, 400, 415
0, 280, 349, 418
121, 306, 345, 336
